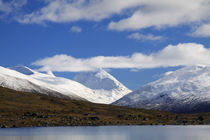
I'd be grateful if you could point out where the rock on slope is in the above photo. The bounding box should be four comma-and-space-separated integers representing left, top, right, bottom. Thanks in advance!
74, 69, 132, 104
114, 66, 210, 113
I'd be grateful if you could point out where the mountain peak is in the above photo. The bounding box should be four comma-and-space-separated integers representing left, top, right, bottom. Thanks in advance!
95, 69, 117, 80
74, 69, 132, 103
9, 66, 35, 75
46, 71, 55, 77
74, 69, 118, 90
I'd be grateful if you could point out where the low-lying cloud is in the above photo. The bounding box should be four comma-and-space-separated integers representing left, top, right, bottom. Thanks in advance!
32, 43, 210, 72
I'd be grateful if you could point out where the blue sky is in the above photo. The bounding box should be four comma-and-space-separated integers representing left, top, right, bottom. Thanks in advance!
1, 0, 210, 90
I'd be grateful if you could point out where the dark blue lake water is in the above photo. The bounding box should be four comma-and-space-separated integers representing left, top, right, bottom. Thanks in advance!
0, 125, 210, 140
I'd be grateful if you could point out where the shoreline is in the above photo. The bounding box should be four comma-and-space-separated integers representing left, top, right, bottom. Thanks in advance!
1, 124, 210, 129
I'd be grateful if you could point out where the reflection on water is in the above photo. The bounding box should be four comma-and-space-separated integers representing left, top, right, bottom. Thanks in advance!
0, 125, 210, 140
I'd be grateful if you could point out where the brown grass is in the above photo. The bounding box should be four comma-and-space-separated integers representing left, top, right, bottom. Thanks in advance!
0, 86, 210, 128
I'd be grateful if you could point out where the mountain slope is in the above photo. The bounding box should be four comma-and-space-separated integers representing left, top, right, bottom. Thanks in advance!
2, 86, 210, 128
74, 69, 132, 104
0, 66, 82, 99
114, 66, 210, 113
2, 66, 130, 104
7, 66, 109, 102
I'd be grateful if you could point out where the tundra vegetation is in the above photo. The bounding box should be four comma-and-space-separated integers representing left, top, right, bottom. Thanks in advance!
0, 86, 210, 128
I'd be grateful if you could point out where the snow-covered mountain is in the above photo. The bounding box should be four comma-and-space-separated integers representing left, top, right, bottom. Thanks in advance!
7, 66, 107, 102
114, 65, 210, 113
0, 66, 131, 104
74, 69, 132, 104
0, 66, 84, 100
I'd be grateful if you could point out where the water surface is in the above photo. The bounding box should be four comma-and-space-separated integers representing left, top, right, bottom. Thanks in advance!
0, 125, 210, 140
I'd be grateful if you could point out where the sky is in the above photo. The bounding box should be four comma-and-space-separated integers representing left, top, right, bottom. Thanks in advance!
1, 0, 210, 90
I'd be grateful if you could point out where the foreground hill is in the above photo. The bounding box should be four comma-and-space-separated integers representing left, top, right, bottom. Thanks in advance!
1, 86, 210, 128
114, 66, 210, 113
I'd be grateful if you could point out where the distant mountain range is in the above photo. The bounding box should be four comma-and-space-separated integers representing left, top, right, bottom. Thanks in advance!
2, 65, 210, 113
114, 65, 210, 113
0, 66, 131, 104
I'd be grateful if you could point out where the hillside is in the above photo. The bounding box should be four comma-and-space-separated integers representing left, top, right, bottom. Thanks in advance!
1, 86, 210, 128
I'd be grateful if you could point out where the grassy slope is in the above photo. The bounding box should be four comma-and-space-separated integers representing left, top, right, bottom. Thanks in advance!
0, 86, 210, 128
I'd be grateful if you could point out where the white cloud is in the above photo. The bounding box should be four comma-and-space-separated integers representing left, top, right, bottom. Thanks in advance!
190, 23, 210, 37
108, 0, 210, 31
18, 0, 142, 24
32, 43, 210, 72
0, 0, 27, 16
127, 33, 164, 41
0, 0, 11, 14
17, 0, 210, 33
70, 26, 82, 33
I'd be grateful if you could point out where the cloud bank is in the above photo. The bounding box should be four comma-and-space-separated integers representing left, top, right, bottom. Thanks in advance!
32, 43, 210, 72
108, 0, 210, 31
16, 0, 210, 36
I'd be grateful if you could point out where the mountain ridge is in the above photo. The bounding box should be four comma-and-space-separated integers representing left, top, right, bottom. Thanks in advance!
114, 65, 210, 113
1, 65, 131, 104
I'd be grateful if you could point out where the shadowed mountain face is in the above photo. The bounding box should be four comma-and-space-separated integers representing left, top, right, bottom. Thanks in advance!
114, 66, 210, 113
10, 66, 34, 75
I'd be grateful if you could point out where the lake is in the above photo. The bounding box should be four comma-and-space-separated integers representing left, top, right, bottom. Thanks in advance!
0, 125, 210, 140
